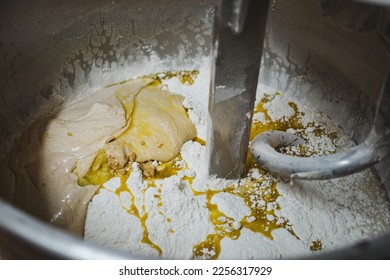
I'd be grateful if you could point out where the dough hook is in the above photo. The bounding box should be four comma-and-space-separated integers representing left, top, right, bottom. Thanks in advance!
251, 64, 390, 181
251, 0, 390, 180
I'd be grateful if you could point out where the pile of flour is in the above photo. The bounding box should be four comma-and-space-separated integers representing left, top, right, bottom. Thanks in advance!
84, 68, 390, 259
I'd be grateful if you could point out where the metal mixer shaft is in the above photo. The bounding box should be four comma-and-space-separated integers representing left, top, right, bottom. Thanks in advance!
207, 0, 270, 179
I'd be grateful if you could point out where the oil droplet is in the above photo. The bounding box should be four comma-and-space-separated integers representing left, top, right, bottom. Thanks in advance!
310, 240, 323, 251
154, 154, 183, 180
76, 149, 112, 186
192, 234, 221, 260
195, 137, 206, 146
250, 94, 304, 141
150, 70, 199, 85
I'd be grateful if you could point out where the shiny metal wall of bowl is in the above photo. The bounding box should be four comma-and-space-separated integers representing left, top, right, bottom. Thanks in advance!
0, 0, 390, 259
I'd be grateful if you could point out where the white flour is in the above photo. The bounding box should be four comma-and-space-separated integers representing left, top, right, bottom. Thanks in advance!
84, 66, 390, 259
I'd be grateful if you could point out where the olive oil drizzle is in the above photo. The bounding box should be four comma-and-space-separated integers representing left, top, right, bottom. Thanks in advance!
114, 176, 163, 256
195, 137, 206, 146
149, 70, 199, 85
250, 94, 305, 141
191, 188, 242, 260
190, 171, 299, 259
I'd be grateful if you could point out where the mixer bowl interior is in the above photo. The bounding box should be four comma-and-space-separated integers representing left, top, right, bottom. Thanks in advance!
0, 0, 389, 259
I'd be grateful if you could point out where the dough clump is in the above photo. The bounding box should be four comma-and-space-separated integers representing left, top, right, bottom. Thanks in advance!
76, 78, 196, 185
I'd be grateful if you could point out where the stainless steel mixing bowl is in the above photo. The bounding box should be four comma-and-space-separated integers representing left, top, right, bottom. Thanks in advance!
1, 0, 389, 259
